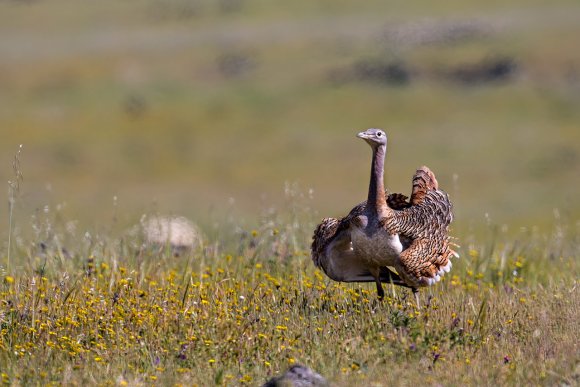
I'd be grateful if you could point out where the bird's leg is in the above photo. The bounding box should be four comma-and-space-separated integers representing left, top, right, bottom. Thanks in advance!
376, 280, 385, 300
412, 288, 420, 309
370, 267, 385, 300
379, 267, 413, 288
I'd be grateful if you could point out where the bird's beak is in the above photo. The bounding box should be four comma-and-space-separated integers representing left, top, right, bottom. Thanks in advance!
357, 131, 368, 139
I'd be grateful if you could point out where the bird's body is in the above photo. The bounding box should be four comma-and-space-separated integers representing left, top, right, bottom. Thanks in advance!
311, 129, 456, 298
350, 212, 403, 267
312, 199, 406, 287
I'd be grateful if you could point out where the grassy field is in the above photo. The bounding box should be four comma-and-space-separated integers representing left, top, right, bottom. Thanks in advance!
0, 203, 578, 385
1, 0, 580, 385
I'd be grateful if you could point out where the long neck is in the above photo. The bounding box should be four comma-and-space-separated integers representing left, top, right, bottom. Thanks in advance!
367, 144, 388, 217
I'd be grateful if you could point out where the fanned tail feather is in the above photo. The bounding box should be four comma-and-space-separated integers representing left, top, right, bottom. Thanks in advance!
411, 166, 439, 205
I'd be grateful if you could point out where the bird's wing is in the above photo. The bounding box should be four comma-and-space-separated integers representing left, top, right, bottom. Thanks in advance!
396, 236, 455, 287
410, 166, 439, 205
384, 166, 441, 249
386, 193, 411, 210
383, 189, 456, 287
341, 201, 367, 223
311, 217, 340, 270
385, 166, 438, 210
311, 201, 365, 268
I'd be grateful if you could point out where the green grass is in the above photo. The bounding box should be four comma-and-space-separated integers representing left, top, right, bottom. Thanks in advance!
0, 199, 578, 385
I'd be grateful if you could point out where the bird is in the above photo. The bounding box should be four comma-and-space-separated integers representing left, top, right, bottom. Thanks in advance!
262, 364, 328, 387
311, 128, 456, 301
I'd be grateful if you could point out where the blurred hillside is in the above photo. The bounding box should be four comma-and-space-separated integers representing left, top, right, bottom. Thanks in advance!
1, 0, 579, 238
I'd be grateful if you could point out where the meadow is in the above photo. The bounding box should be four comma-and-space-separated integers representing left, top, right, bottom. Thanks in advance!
0, 196, 578, 385
1, 0, 580, 385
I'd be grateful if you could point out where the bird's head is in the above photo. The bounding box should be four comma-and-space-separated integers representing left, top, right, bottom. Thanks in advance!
357, 128, 387, 148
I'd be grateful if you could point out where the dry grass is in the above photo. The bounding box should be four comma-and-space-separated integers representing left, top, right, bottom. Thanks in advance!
0, 198, 578, 386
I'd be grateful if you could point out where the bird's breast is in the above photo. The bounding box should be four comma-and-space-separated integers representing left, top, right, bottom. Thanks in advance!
350, 225, 402, 266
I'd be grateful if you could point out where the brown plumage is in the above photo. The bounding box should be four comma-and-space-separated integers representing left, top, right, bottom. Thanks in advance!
380, 186, 455, 287
311, 129, 456, 299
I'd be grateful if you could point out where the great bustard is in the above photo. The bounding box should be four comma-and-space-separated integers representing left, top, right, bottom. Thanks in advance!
311, 129, 456, 300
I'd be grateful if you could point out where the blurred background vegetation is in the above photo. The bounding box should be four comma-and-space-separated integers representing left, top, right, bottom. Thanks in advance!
1, 0, 579, 240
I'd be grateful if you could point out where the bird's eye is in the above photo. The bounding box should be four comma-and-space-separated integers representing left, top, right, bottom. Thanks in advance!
377, 132, 382, 137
